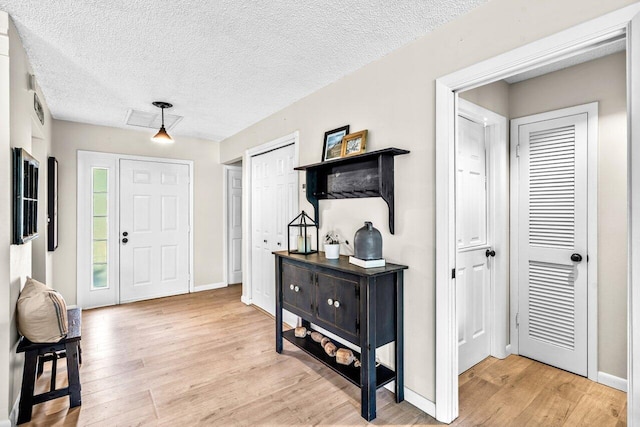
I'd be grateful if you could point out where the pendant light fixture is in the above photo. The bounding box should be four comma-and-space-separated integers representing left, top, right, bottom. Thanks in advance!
151, 101, 174, 143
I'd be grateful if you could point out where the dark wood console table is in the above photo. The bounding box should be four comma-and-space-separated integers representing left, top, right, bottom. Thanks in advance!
274, 251, 407, 421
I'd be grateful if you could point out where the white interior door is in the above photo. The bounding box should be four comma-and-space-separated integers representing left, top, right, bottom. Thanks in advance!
119, 159, 190, 303
251, 144, 297, 314
513, 111, 588, 376
456, 115, 492, 374
227, 167, 243, 285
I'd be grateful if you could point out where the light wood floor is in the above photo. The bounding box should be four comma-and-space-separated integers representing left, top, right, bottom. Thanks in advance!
23, 285, 626, 426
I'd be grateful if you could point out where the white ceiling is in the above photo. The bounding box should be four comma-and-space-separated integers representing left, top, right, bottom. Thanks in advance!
0, 1, 488, 142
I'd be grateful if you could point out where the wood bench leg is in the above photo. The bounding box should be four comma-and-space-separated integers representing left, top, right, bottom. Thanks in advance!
65, 341, 81, 408
18, 350, 38, 424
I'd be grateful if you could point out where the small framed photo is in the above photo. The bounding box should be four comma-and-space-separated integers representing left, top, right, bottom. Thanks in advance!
322, 125, 350, 161
341, 130, 368, 157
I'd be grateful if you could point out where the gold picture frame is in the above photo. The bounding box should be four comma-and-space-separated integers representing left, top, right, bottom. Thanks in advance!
341, 130, 368, 157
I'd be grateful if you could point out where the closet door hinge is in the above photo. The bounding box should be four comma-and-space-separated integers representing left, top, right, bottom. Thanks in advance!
516, 312, 520, 329
516, 145, 520, 158
451, 268, 456, 279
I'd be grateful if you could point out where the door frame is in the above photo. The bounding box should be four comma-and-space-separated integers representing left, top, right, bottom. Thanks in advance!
509, 103, 598, 380
223, 164, 243, 286
241, 131, 299, 305
457, 98, 510, 361
77, 151, 194, 308
435, 4, 640, 424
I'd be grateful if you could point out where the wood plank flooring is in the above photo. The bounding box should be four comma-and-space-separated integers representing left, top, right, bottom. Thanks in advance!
22, 285, 626, 426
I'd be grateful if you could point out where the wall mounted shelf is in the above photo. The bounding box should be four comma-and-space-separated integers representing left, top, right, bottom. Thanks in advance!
295, 147, 409, 234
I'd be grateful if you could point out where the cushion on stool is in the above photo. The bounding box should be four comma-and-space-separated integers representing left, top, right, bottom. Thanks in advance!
17, 277, 68, 343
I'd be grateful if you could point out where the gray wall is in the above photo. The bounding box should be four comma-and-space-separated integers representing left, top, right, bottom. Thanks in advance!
218, 0, 636, 401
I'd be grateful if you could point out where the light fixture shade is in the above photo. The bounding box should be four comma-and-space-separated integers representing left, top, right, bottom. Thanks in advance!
151, 126, 173, 143
151, 101, 174, 143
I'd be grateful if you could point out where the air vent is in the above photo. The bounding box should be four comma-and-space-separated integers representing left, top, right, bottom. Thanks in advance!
124, 109, 183, 130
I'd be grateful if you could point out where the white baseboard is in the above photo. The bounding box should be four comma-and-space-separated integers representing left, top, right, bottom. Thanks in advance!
193, 282, 227, 292
403, 386, 437, 418
381, 382, 436, 418
1, 393, 20, 427
598, 371, 627, 392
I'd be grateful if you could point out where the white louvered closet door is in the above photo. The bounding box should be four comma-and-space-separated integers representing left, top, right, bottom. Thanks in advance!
517, 112, 588, 376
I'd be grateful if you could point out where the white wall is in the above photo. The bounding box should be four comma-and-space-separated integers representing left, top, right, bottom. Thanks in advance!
51, 120, 223, 305
0, 13, 53, 422
219, 0, 638, 402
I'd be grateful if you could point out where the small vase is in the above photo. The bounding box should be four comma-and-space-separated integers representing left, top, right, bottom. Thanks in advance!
324, 243, 340, 259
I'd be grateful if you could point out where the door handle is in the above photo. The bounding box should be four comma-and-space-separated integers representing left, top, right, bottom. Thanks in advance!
264, 239, 267, 243
122, 238, 128, 244
485, 249, 496, 258
571, 253, 582, 262
122, 231, 128, 237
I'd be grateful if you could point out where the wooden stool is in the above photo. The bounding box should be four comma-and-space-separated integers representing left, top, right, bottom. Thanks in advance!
16, 307, 82, 424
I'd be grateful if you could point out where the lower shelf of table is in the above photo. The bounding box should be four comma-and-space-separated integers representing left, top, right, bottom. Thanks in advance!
282, 329, 395, 389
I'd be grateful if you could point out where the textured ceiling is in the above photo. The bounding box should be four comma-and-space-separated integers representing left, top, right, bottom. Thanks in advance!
0, 0, 487, 142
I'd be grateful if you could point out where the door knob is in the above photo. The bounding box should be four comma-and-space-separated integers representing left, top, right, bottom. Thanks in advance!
327, 298, 333, 306
333, 300, 340, 308
277, 242, 281, 246
571, 253, 583, 262
485, 249, 496, 258
294, 286, 299, 293
290, 284, 294, 290
122, 231, 128, 237
264, 239, 267, 243
122, 238, 128, 244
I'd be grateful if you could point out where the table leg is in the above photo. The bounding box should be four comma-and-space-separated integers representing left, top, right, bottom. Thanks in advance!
395, 271, 404, 402
65, 341, 81, 408
275, 256, 283, 353
18, 350, 38, 424
360, 278, 377, 421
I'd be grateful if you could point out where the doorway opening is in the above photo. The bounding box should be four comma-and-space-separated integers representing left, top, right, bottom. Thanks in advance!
77, 151, 194, 308
436, 5, 640, 423
224, 162, 243, 286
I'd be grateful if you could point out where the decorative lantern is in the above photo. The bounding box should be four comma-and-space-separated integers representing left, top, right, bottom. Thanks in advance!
288, 211, 318, 255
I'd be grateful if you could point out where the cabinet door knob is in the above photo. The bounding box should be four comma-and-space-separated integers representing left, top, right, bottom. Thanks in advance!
327, 298, 333, 306
294, 286, 300, 293
290, 284, 294, 290
333, 300, 340, 308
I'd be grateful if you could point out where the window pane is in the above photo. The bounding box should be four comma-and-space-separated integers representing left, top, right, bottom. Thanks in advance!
93, 264, 108, 288
93, 217, 107, 240
93, 240, 107, 263
93, 168, 107, 193
93, 193, 107, 216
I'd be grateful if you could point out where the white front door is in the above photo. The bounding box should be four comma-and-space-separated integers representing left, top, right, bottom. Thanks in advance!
227, 167, 243, 285
119, 159, 190, 303
512, 109, 589, 376
251, 144, 297, 314
456, 115, 492, 374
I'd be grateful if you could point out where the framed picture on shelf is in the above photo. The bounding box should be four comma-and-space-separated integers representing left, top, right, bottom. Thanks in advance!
341, 130, 368, 157
322, 125, 350, 161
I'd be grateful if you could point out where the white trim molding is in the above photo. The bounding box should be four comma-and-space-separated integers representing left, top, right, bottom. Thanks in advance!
435, 4, 640, 424
194, 282, 228, 292
382, 382, 437, 419
598, 371, 628, 392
